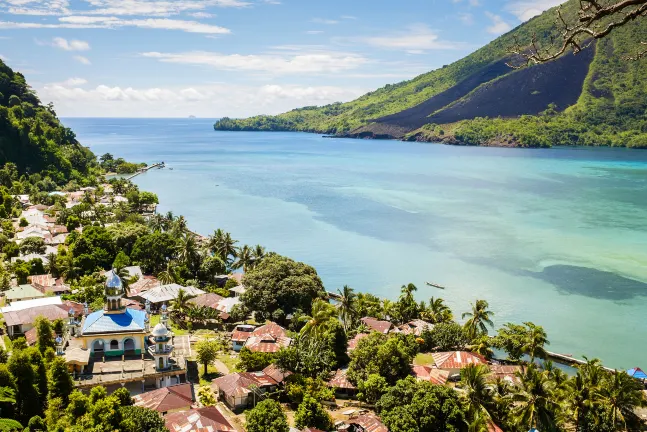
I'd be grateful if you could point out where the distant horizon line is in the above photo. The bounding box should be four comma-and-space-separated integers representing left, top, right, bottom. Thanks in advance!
61, 116, 222, 119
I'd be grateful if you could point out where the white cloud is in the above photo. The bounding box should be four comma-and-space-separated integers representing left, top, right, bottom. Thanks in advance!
61, 77, 87, 86
485, 12, 512, 34
358, 24, 464, 52
3, 0, 248, 16
505, 0, 566, 21
341, 15, 357, 20
469, 0, 480, 6
312, 18, 339, 25
187, 11, 213, 18
42, 36, 90, 51
0, 16, 231, 33
36, 81, 367, 117
305, 30, 323, 34
73, 55, 91, 64
0, 54, 6, 60
458, 13, 474, 25
141, 49, 368, 75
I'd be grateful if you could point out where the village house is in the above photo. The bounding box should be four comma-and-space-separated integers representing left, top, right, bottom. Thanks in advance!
4, 284, 46, 303
212, 370, 280, 410
261, 364, 292, 386
488, 364, 523, 384
411, 364, 450, 385
164, 406, 235, 432
3, 300, 83, 337
29, 274, 71, 295
138, 283, 206, 308
360, 317, 393, 334
231, 324, 255, 351
327, 368, 357, 399
127, 275, 160, 297
133, 383, 196, 414
398, 319, 433, 336
188, 293, 232, 320
243, 321, 291, 353
347, 332, 369, 353
431, 351, 487, 376
337, 413, 388, 432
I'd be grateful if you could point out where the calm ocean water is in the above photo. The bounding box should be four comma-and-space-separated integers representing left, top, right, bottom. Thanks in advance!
63, 117, 647, 369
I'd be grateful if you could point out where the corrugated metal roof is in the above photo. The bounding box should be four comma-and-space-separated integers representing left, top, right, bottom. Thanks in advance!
432, 351, 486, 370
139, 284, 205, 304
81, 308, 147, 334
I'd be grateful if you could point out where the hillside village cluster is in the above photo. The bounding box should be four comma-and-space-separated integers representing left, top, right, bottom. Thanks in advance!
1, 181, 645, 432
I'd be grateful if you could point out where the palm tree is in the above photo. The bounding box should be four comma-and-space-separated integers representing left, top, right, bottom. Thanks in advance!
233, 245, 254, 272
599, 370, 646, 429
336, 285, 357, 331
469, 335, 494, 360
149, 213, 165, 232
172, 288, 195, 316
423, 297, 453, 324
299, 299, 337, 337
208, 229, 238, 264
176, 234, 200, 274
462, 299, 494, 340
513, 364, 561, 432
252, 244, 266, 262
460, 363, 495, 420
46, 252, 59, 278
521, 322, 549, 362
172, 215, 188, 236
157, 268, 175, 285
115, 266, 133, 296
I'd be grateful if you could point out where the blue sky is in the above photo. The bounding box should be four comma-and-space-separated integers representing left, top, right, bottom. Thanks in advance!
0, 0, 564, 117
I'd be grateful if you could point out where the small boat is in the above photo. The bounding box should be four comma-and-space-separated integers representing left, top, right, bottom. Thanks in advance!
426, 282, 446, 290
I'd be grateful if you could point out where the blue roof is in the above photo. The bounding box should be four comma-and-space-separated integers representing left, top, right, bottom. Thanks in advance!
82, 308, 146, 334
627, 368, 647, 379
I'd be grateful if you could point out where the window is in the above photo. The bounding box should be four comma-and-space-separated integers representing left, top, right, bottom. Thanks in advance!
110, 340, 119, 350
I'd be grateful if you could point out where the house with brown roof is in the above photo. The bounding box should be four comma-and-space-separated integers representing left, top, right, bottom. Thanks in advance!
488, 364, 523, 384
4, 301, 83, 337
165, 406, 235, 432
127, 276, 160, 297
398, 319, 433, 336
188, 293, 231, 321
411, 365, 450, 385
327, 368, 357, 398
29, 274, 71, 295
360, 317, 393, 334
231, 324, 255, 351
262, 364, 292, 385
212, 371, 280, 410
431, 351, 487, 375
338, 413, 388, 432
132, 383, 195, 414
243, 322, 291, 353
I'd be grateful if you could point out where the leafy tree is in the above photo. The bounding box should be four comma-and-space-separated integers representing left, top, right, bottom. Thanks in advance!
513, 364, 561, 432
284, 375, 334, 404
65, 215, 80, 232
245, 399, 289, 432
336, 285, 357, 331
18, 237, 45, 255
195, 338, 221, 375
18, 218, 28, 228
237, 347, 275, 372
347, 333, 414, 385
276, 335, 337, 379
493, 321, 549, 362
357, 373, 389, 404
0, 419, 22, 432
46, 360, 74, 405
460, 364, 495, 421
197, 386, 216, 407
241, 253, 325, 321
119, 406, 167, 432
423, 322, 469, 351
69, 225, 116, 273
377, 377, 468, 432
112, 250, 131, 269
354, 292, 384, 321
8, 350, 41, 422
2, 243, 18, 259
299, 299, 337, 337
294, 395, 334, 431
34, 317, 55, 355
131, 232, 177, 274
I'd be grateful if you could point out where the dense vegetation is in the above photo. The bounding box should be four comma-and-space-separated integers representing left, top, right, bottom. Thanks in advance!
214, 0, 647, 148
0, 60, 99, 184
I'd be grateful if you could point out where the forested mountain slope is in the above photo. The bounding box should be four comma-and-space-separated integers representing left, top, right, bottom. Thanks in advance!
214, 0, 647, 148
0, 60, 98, 183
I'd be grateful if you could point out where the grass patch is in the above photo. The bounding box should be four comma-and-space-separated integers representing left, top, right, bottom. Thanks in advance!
149, 314, 188, 335
218, 352, 239, 373
2, 336, 11, 351
414, 352, 436, 366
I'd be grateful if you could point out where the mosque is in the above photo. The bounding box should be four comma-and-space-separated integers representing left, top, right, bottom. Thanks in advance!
62, 269, 188, 393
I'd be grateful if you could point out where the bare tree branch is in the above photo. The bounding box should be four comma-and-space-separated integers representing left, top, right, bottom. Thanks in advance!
507, 0, 647, 67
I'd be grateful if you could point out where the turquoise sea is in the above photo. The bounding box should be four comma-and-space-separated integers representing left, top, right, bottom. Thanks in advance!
63, 117, 647, 370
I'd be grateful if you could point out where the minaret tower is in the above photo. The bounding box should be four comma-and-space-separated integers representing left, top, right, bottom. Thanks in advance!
104, 269, 125, 314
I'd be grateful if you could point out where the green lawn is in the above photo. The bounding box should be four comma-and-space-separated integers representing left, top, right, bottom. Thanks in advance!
149, 314, 188, 335
414, 352, 436, 366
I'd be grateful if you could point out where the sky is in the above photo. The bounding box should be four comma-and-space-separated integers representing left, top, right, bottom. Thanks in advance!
0, 0, 565, 117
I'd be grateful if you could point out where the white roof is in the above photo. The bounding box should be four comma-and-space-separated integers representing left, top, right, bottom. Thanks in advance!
124, 266, 143, 279
139, 284, 205, 304
0, 296, 62, 313
216, 297, 241, 313
21, 209, 47, 225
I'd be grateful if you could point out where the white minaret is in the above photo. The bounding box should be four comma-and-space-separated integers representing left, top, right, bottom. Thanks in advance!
149, 322, 173, 377
55, 336, 64, 356
160, 303, 169, 328
105, 269, 125, 314
67, 307, 77, 336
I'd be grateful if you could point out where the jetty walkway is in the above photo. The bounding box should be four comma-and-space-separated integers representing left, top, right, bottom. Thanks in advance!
126, 162, 165, 180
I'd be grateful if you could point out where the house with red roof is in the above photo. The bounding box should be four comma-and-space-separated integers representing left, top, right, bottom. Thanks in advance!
411, 364, 450, 385
164, 406, 235, 432
231, 324, 255, 352
398, 319, 433, 336
360, 317, 393, 334
347, 332, 369, 353
235, 321, 292, 353
132, 383, 195, 414
327, 368, 357, 398
431, 351, 487, 375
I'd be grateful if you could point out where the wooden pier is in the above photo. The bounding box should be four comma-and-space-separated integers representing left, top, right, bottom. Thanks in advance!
126, 162, 165, 180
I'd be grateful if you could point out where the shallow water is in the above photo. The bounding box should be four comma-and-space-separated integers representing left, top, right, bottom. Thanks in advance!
64, 117, 647, 369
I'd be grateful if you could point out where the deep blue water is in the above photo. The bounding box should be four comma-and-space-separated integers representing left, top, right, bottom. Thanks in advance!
64, 117, 647, 369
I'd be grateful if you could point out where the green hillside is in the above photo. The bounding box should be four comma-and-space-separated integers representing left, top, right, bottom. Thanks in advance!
214, 0, 647, 148
0, 60, 99, 184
